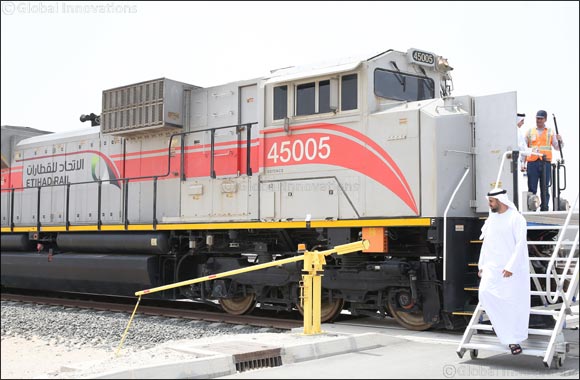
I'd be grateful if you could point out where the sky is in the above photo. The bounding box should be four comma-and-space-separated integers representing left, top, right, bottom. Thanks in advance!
1, 1, 579, 207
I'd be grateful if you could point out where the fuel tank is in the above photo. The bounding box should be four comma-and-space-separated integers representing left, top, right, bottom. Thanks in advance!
1, 252, 165, 297
56, 232, 170, 254
0, 233, 35, 251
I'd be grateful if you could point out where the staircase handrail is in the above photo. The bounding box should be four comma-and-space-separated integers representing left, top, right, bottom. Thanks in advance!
545, 192, 579, 304
493, 151, 511, 190
443, 166, 470, 282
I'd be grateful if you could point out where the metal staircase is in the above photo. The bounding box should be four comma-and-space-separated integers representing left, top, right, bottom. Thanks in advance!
456, 193, 579, 368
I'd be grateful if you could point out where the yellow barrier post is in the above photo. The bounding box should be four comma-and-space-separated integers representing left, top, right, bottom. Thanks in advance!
312, 250, 325, 333
301, 246, 327, 334
300, 240, 371, 335
116, 239, 370, 353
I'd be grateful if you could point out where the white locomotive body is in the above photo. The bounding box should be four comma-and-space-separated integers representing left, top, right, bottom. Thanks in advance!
1, 48, 522, 330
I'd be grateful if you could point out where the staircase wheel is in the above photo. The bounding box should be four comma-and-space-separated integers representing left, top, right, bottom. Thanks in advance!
553, 354, 564, 369
469, 349, 479, 359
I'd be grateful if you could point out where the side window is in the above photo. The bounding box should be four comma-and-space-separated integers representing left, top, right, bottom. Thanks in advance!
280, 74, 358, 118
273, 85, 288, 120
295, 79, 337, 116
319, 80, 331, 114
341, 74, 358, 111
296, 82, 315, 116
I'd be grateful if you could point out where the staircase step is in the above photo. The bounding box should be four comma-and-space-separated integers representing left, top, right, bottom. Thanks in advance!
470, 324, 554, 336
555, 262, 577, 267
451, 311, 474, 316
528, 328, 555, 336
463, 287, 562, 297
522, 209, 580, 221
453, 308, 561, 317
531, 290, 562, 296
529, 257, 578, 261
469, 324, 492, 331
530, 309, 560, 316
466, 333, 567, 352
530, 273, 575, 279
526, 225, 579, 230
460, 343, 547, 357
467, 262, 576, 269
527, 240, 577, 245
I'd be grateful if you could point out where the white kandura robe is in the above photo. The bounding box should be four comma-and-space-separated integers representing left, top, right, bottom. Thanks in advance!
478, 208, 530, 345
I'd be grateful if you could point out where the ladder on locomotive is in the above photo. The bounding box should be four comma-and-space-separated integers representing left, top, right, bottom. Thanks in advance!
456, 193, 579, 368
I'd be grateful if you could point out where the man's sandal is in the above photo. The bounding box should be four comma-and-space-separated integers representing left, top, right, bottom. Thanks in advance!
509, 344, 522, 355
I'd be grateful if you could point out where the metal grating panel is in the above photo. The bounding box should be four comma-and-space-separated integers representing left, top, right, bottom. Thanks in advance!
233, 348, 282, 373
101, 78, 197, 135
196, 341, 283, 374
235, 356, 282, 373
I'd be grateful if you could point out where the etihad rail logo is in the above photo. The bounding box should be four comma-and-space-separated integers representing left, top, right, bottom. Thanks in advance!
91, 155, 121, 188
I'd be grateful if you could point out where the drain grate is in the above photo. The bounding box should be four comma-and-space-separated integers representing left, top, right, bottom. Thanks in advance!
233, 348, 282, 372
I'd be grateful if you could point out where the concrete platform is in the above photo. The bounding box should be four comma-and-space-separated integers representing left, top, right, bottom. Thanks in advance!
41, 316, 579, 379
41, 329, 391, 379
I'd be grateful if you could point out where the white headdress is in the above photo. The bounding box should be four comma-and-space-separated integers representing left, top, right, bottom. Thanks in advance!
479, 188, 518, 239
485, 188, 517, 211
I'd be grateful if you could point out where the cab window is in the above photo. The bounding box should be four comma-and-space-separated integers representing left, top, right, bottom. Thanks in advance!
341, 74, 357, 111
273, 85, 288, 120
374, 69, 434, 101
296, 82, 316, 116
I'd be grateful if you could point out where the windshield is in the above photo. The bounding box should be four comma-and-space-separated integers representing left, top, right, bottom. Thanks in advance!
374, 68, 435, 102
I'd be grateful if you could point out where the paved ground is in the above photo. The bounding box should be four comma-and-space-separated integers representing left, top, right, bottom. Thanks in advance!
219, 318, 579, 379
38, 314, 579, 379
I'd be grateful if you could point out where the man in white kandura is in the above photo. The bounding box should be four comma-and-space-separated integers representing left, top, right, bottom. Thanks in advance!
478, 188, 530, 355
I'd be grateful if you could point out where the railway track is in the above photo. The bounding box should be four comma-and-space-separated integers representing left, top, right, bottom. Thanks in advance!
1, 292, 303, 330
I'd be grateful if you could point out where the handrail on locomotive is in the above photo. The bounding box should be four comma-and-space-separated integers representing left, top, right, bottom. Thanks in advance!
4, 122, 257, 232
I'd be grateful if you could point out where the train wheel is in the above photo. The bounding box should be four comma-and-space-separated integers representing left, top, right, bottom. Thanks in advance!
219, 294, 256, 315
387, 289, 433, 331
296, 297, 344, 323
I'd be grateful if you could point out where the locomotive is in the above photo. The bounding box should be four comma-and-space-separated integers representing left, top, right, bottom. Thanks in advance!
1, 47, 522, 330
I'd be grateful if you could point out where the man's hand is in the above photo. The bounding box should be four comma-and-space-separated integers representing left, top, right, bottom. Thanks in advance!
502, 269, 512, 278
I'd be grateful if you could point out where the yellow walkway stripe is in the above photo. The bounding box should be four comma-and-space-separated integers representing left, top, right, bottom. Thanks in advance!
1, 218, 432, 233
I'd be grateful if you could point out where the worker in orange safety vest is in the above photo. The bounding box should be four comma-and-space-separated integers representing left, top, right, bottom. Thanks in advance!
525, 110, 564, 211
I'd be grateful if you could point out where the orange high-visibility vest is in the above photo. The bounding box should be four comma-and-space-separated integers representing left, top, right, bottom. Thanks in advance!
526, 127, 553, 162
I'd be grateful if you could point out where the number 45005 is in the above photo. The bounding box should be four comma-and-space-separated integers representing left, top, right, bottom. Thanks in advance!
267, 137, 331, 163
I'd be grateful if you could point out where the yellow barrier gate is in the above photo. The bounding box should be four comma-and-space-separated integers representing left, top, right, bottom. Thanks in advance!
117, 240, 370, 354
